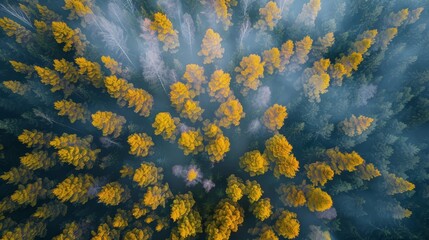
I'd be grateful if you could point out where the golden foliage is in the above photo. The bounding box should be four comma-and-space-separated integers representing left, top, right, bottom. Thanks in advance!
180, 99, 204, 122
9, 60, 34, 77
53, 59, 80, 83
277, 184, 306, 207
208, 69, 232, 102
53, 222, 82, 240
91, 223, 120, 240
384, 173, 415, 195
75, 57, 104, 88
97, 182, 126, 206
305, 186, 333, 212
91, 111, 126, 138
198, 29, 224, 64
264, 134, 299, 178
50, 133, 92, 149
125, 88, 154, 117
18, 129, 51, 148
239, 150, 269, 176
133, 162, 163, 187
258, 226, 279, 240
226, 175, 246, 202
263, 104, 288, 131
52, 174, 94, 203
170, 82, 193, 111
150, 13, 179, 52
357, 163, 381, 180
235, 54, 265, 95
315, 32, 335, 55
293, 36, 313, 64
3, 80, 28, 95
127, 133, 154, 157
152, 112, 179, 141
123, 228, 152, 240
203, 121, 223, 139
388, 8, 409, 27
178, 129, 204, 155
262, 47, 281, 75
183, 64, 207, 95
306, 162, 334, 186
245, 180, 263, 203
205, 134, 230, 163
143, 184, 173, 210
1, 221, 47, 240
251, 198, 272, 221
104, 75, 133, 104
36, 4, 61, 22
34, 66, 72, 95
170, 192, 195, 222
326, 148, 364, 174
52, 21, 86, 55
255, 1, 282, 31
20, 151, 53, 170
63, 0, 93, 20
279, 40, 295, 72
101, 56, 122, 75
377, 28, 398, 50
215, 97, 245, 128
33, 202, 67, 220
205, 199, 244, 240
0, 167, 33, 185
340, 114, 374, 137
212, 0, 237, 30
0, 17, 31, 43
274, 210, 300, 239
336, 52, 363, 81
303, 58, 331, 102
11, 178, 47, 207
54, 99, 88, 123
176, 210, 203, 239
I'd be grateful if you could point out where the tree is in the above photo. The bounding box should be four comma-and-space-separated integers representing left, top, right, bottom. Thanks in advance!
357, 163, 381, 180
178, 129, 204, 155
262, 47, 281, 74
63, 0, 93, 20
279, 40, 294, 72
326, 148, 364, 174
303, 58, 331, 102
125, 88, 154, 117
226, 175, 246, 202
198, 29, 224, 64
101, 56, 122, 75
152, 112, 179, 141
57, 146, 100, 169
211, 0, 237, 30
215, 97, 245, 128
52, 174, 95, 204
1, 221, 46, 240
11, 178, 47, 207
235, 54, 265, 95
3, 80, 29, 95
305, 186, 333, 212
123, 228, 152, 240
0, 166, 33, 185
183, 64, 207, 95
251, 198, 272, 221
264, 134, 299, 178
180, 13, 195, 54
53, 59, 80, 83
20, 151, 53, 170
306, 162, 334, 186
133, 162, 163, 187
52, 21, 86, 55
376, 28, 398, 50
205, 134, 230, 163
296, 0, 321, 27
255, 1, 281, 31
143, 183, 173, 210
274, 210, 300, 239
262, 104, 288, 131
127, 133, 154, 157
91, 111, 126, 138
353, 30, 377, 54
205, 199, 244, 240
384, 173, 415, 195
54, 99, 88, 123
313, 32, 334, 57
277, 184, 306, 207
170, 82, 193, 111
91, 223, 120, 240
208, 69, 232, 102
292, 36, 313, 65
33, 201, 67, 220
18, 129, 51, 148
9, 60, 34, 77
0, 17, 31, 43
104, 75, 133, 105
175, 210, 203, 238
170, 192, 195, 221
97, 182, 127, 206
239, 150, 269, 176
245, 180, 263, 203
387, 8, 409, 27
339, 114, 374, 137
75, 57, 104, 88
150, 12, 179, 52
34, 66, 72, 96
180, 99, 204, 123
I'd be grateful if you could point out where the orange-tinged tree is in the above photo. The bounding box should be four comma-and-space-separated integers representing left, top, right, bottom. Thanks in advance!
63, 0, 93, 20
133, 162, 163, 187
305, 186, 333, 212
326, 148, 364, 174
384, 173, 415, 195
150, 12, 179, 52
53, 59, 80, 83
104, 75, 133, 105
180, 99, 204, 123
170, 82, 193, 111
263, 47, 281, 74
264, 134, 299, 178
274, 210, 300, 239
279, 40, 295, 72
255, 1, 282, 31
127, 133, 154, 157
239, 150, 269, 176
175, 210, 203, 239
52, 174, 95, 204
203, 121, 223, 139
152, 112, 179, 141
178, 129, 204, 155
57, 146, 100, 169
215, 97, 245, 128
0, 17, 32, 43
245, 180, 263, 203
143, 183, 173, 210
9, 60, 34, 78
170, 192, 195, 222
205, 199, 244, 240
251, 198, 272, 221
20, 151, 54, 170
34, 66, 72, 96
75, 57, 104, 88
91, 111, 126, 138
335, 52, 363, 83
340, 115, 374, 137
198, 29, 224, 64
212, 0, 237, 30
18, 129, 52, 148
303, 58, 331, 102
205, 134, 230, 163
258, 226, 279, 240
3, 80, 29, 95
183, 64, 207, 95
10, 178, 47, 207
208, 69, 232, 102
101, 56, 122, 75
123, 228, 152, 240
54, 99, 89, 123
353, 30, 378, 54
277, 184, 306, 207
125, 88, 154, 117
235, 54, 265, 95
97, 182, 127, 206
306, 162, 334, 186
226, 175, 246, 202
91, 223, 120, 240
52, 21, 86, 55
262, 104, 288, 131
357, 163, 381, 180
50, 133, 93, 149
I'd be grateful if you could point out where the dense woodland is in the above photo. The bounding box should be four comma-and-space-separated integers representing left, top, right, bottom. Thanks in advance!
0, 0, 428, 239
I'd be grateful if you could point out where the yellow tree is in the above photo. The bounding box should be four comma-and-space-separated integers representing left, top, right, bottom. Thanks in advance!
377, 28, 398, 50
183, 64, 207, 95
277, 184, 306, 207
75, 57, 104, 88
384, 173, 415, 195
262, 104, 288, 131
326, 148, 364, 174
170, 82, 193, 111
255, 1, 282, 31
226, 175, 246, 202
91, 223, 120, 240
198, 29, 224, 64
180, 99, 204, 123
274, 210, 300, 239
304, 186, 333, 212
52, 21, 86, 55
212, 0, 237, 30
152, 112, 179, 141
52, 174, 95, 204
314, 32, 335, 57
34, 66, 72, 96
235, 54, 265, 95
175, 210, 203, 239
208, 69, 232, 102
292, 36, 313, 65
123, 228, 152, 240
306, 162, 334, 186
133, 162, 163, 187
353, 30, 378, 54
0, 166, 33, 185
143, 183, 173, 210
63, 0, 93, 20
33, 202, 67, 220
340, 115, 374, 137
239, 150, 270, 176
127, 133, 154, 157
264, 134, 299, 178
205, 199, 244, 240
387, 9, 409, 27
178, 129, 204, 155
263, 47, 281, 74
205, 134, 230, 163
279, 40, 295, 72
54, 99, 89, 123
104, 75, 133, 105
97, 182, 127, 206
245, 180, 263, 203
9, 60, 34, 77
10, 178, 47, 207
57, 146, 100, 170
170, 192, 195, 222
250, 198, 272, 221
3, 80, 29, 95
215, 97, 245, 128
0, 17, 32, 43
150, 13, 179, 52
18, 129, 52, 148
125, 88, 154, 117
54, 59, 80, 83
101, 56, 122, 75
91, 111, 126, 138
357, 163, 381, 180
20, 151, 54, 170
303, 58, 331, 102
